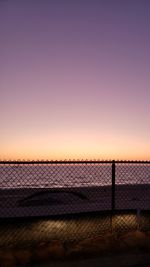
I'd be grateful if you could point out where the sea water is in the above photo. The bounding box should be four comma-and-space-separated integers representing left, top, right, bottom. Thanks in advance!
0, 163, 149, 188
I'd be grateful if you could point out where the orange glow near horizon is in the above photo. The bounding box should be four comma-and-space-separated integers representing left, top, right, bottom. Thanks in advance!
1, 130, 150, 161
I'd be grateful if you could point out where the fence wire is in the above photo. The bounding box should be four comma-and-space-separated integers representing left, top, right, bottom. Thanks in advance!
116, 163, 150, 209
0, 160, 150, 248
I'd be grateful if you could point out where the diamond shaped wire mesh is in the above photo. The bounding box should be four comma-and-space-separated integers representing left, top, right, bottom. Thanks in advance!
115, 163, 150, 210
114, 162, 150, 232
0, 162, 112, 218
0, 160, 150, 248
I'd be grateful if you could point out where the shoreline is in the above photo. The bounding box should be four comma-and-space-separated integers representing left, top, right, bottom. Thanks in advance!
0, 183, 149, 218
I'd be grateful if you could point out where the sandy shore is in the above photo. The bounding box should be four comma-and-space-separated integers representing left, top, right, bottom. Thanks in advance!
0, 184, 149, 217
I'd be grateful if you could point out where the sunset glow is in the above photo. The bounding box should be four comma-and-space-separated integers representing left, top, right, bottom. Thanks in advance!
1, 0, 150, 160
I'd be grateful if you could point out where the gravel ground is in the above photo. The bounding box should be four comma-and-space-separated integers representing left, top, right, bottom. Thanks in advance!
1, 230, 150, 267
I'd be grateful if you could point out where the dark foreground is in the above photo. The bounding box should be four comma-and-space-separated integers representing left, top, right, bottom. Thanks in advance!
35, 253, 150, 267
0, 230, 150, 267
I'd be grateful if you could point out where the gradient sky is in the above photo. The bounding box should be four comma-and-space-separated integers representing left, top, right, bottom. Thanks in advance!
0, 0, 150, 160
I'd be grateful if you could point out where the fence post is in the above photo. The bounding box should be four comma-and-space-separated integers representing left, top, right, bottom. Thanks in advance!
111, 160, 116, 231
112, 160, 116, 212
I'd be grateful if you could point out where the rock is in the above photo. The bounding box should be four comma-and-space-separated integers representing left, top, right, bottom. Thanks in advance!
66, 242, 90, 259
90, 234, 127, 254
0, 250, 16, 267
67, 233, 140, 259
32, 243, 50, 262
47, 240, 65, 259
32, 240, 65, 263
104, 235, 127, 254
13, 248, 32, 265
66, 236, 109, 259
121, 231, 147, 250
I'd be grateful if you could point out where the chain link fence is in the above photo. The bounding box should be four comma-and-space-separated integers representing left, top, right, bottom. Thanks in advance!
115, 162, 150, 233
0, 160, 150, 248
0, 161, 112, 218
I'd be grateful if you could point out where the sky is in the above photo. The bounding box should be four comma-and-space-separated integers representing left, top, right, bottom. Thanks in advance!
0, 0, 150, 160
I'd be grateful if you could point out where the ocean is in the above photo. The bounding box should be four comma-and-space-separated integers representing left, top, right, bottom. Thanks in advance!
0, 163, 150, 188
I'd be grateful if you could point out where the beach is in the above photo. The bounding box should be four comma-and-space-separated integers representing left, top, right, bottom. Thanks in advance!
0, 184, 149, 218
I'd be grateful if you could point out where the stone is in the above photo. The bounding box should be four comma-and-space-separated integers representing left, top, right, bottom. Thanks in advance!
32, 243, 50, 262
47, 240, 65, 259
13, 248, 32, 265
66, 236, 109, 259
120, 231, 147, 250
0, 250, 16, 267
32, 240, 65, 263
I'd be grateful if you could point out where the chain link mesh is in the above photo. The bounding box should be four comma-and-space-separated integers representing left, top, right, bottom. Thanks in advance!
0, 162, 111, 218
116, 163, 150, 209
114, 162, 150, 232
0, 161, 150, 248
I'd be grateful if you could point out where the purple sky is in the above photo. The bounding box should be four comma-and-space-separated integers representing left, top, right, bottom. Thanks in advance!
0, 0, 150, 160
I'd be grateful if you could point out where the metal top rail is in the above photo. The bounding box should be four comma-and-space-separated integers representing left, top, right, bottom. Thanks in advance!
0, 160, 150, 164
